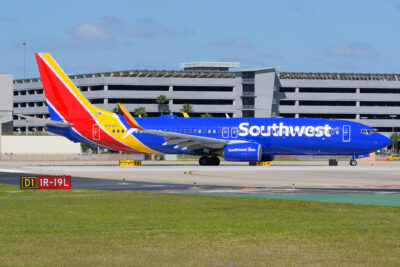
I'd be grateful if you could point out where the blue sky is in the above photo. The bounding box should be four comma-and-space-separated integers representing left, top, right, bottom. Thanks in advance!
1, 0, 400, 78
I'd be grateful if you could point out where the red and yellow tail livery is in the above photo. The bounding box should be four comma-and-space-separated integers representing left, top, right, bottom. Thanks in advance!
36, 53, 159, 154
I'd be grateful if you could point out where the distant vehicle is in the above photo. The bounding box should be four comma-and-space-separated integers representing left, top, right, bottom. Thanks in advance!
20, 53, 392, 166
386, 154, 400, 161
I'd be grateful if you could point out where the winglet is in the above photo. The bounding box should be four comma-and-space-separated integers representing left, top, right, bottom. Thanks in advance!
181, 112, 189, 118
118, 103, 144, 131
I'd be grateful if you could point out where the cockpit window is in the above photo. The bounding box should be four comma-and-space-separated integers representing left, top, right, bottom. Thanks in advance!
361, 129, 377, 135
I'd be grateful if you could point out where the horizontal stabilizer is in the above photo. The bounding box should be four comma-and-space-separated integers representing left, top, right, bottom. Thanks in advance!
17, 114, 73, 128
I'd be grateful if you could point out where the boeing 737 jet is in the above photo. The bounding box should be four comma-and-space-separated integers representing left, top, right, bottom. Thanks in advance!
20, 53, 391, 166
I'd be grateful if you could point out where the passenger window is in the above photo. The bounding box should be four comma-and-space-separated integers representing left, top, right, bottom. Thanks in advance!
117, 130, 120, 133
213, 130, 216, 134
189, 129, 192, 133
179, 129, 182, 133
208, 130, 211, 134
184, 129, 187, 133
112, 129, 115, 133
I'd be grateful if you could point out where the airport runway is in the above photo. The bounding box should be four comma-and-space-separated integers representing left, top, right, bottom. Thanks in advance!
1, 169, 400, 194
1, 163, 400, 206
2, 163, 400, 189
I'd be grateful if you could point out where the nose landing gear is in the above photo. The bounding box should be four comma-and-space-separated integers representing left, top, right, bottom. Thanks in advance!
199, 156, 220, 166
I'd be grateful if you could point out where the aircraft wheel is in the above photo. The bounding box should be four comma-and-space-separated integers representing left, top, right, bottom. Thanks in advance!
199, 156, 209, 166
350, 159, 357, 166
210, 156, 220, 166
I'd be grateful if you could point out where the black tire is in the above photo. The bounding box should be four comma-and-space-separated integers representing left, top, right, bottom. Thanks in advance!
350, 159, 357, 166
210, 156, 220, 166
154, 155, 164, 161
199, 156, 208, 166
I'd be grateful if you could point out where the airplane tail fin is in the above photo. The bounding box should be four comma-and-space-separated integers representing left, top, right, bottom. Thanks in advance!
35, 53, 97, 123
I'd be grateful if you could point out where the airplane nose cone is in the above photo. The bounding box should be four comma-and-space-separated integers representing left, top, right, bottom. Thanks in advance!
377, 134, 391, 149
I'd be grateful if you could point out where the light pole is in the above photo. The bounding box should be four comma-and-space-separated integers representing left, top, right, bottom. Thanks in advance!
22, 42, 26, 79
389, 114, 396, 151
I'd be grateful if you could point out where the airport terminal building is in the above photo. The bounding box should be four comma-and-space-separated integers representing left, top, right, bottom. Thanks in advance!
12, 62, 400, 137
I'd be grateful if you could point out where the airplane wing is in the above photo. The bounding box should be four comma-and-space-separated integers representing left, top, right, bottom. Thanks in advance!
118, 103, 235, 151
146, 129, 228, 151
17, 114, 73, 128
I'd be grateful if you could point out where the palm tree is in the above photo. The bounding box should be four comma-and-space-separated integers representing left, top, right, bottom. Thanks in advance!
156, 94, 169, 104
156, 95, 169, 115
390, 132, 400, 153
180, 103, 193, 114
201, 113, 213, 118
133, 107, 148, 117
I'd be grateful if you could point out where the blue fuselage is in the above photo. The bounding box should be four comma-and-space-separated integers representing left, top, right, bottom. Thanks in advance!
127, 117, 391, 157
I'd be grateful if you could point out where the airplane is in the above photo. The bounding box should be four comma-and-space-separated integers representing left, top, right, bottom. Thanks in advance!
20, 53, 392, 166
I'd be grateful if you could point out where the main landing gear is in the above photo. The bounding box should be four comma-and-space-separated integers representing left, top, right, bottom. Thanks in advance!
199, 156, 220, 166
350, 159, 358, 166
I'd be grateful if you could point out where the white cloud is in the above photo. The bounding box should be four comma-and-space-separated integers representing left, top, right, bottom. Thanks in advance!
210, 37, 253, 48
223, 53, 277, 67
71, 24, 109, 41
124, 18, 176, 39
28, 17, 186, 52
182, 26, 196, 37
327, 43, 377, 58
55, 22, 114, 50
0, 16, 18, 23
290, 6, 315, 16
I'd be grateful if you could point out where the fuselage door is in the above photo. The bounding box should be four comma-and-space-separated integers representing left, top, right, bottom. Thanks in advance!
342, 125, 350, 142
222, 127, 229, 138
231, 127, 238, 138
93, 124, 100, 141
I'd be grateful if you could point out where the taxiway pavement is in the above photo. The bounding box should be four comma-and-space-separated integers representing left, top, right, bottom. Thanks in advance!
1, 162, 400, 206
1, 163, 399, 189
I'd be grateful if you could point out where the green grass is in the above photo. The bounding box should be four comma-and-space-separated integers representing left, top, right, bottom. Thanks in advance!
202, 192, 400, 206
0, 184, 400, 266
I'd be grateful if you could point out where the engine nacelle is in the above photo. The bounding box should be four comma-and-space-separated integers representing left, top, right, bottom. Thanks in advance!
224, 142, 262, 162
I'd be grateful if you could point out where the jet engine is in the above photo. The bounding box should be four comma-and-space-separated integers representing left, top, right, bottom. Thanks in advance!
224, 142, 262, 162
